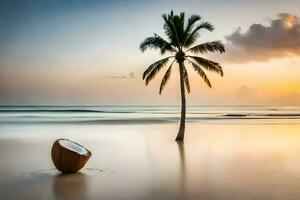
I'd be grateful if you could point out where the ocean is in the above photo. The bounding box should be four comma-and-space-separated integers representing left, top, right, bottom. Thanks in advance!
1, 105, 300, 124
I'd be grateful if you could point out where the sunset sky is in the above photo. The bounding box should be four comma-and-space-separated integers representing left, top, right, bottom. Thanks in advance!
1, 0, 300, 105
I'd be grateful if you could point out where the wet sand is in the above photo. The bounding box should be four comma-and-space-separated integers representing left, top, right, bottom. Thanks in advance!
1, 123, 300, 199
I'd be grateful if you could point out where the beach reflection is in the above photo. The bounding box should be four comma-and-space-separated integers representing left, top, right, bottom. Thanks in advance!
1, 124, 300, 199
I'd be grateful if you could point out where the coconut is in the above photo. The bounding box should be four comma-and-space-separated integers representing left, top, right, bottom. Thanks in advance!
51, 139, 92, 173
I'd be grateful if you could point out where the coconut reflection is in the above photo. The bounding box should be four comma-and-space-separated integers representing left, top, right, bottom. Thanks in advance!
52, 172, 87, 200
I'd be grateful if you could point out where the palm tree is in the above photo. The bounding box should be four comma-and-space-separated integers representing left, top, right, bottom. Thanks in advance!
140, 11, 225, 141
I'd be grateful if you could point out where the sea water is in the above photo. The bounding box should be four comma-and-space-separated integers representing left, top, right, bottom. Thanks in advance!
1, 105, 300, 125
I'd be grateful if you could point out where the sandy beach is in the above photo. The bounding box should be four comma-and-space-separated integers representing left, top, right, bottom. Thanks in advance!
1, 122, 300, 200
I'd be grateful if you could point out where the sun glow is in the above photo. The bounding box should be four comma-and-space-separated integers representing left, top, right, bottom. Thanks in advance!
282, 13, 296, 28
285, 22, 293, 28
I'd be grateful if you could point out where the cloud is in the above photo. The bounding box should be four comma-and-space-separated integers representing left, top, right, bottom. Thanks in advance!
224, 13, 300, 63
235, 85, 259, 98
235, 85, 268, 100
233, 85, 300, 105
108, 72, 136, 79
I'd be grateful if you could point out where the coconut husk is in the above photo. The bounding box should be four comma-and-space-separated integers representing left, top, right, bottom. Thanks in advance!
51, 139, 92, 173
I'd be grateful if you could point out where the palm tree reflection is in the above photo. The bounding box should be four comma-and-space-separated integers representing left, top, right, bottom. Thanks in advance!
177, 141, 187, 199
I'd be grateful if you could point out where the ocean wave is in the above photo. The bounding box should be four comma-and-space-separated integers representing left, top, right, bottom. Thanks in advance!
223, 114, 249, 117
2, 116, 300, 125
0, 109, 137, 113
261, 113, 300, 116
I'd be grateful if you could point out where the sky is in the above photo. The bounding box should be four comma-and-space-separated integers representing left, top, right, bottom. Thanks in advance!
1, 0, 300, 105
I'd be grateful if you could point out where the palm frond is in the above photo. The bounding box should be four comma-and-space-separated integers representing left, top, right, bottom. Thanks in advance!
179, 12, 185, 34
188, 56, 223, 76
159, 60, 175, 94
143, 56, 173, 80
172, 12, 185, 44
145, 58, 175, 85
196, 21, 214, 31
140, 33, 176, 54
162, 12, 180, 48
187, 60, 212, 88
184, 15, 201, 35
183, 66, 190, 93
184, 22, 215, 47
187, 41, 225, 54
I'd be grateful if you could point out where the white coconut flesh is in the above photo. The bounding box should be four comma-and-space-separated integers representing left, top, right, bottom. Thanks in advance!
59, 140, 88, 155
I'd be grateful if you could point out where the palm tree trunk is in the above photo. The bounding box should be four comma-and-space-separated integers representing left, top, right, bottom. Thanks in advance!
175, 61, 186, 141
